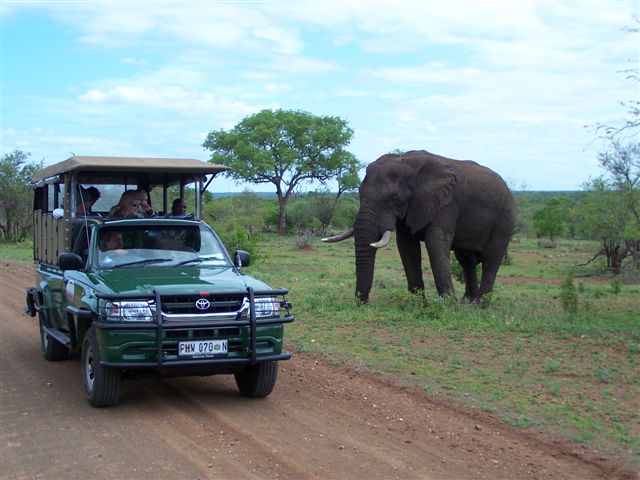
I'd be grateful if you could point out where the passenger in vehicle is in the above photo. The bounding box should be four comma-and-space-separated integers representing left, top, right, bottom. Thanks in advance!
77, 186, 101, 216
135, 188, 156, 217
108, 190, 142, 218
171, 198, 188, 216
53, 186, 101, 218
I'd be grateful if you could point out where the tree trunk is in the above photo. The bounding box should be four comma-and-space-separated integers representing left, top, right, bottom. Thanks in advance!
604, 242, 623, 275
277, 195, 288, 235
627, 240, 640, 271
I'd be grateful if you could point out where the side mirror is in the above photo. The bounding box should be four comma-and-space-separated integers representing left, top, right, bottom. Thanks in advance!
59, 252, 84, 271
234, 250, 251, 268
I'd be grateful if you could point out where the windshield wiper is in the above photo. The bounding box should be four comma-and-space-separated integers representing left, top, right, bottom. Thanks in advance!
174, 256, 225, 267
111, 258, 174, 269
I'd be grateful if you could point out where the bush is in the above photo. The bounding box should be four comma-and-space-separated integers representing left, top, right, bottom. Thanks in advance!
292, 229, 314, 249
560, 276, 578, 315
204, 193, 266, 261
610, 278, 621, 295
215, 226, 262, 263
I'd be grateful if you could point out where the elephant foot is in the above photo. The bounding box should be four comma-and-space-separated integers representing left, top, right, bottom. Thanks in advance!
408, 286, 425, 297
355, 293, 369, 306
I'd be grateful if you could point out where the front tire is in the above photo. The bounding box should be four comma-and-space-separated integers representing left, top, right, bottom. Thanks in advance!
82, 327, 121, 407
235, 361, 278, 398
39, 313, 68, 361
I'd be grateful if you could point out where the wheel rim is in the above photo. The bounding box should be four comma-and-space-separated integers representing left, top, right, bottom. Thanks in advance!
84, 345, 95, 392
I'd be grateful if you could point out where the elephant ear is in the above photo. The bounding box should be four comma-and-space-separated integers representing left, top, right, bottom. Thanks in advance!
405, 156, 457, 234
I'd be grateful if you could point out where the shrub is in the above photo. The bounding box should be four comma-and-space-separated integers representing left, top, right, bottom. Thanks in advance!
292, 229, 314, 250
215, 226, 261, 263
560, 276, 578, 315
610, 278, 621, 295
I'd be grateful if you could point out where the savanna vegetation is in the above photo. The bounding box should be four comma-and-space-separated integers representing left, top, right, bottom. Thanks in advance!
1, 72, 638, 466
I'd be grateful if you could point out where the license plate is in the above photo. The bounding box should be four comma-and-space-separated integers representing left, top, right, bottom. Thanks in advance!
178, 339, 228, 358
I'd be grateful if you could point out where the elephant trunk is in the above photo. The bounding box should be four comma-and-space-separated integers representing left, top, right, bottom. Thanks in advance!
355, 242, 377, 303
353, 206, 386, 303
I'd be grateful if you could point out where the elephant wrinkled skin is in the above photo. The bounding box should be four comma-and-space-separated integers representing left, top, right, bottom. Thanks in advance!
323, 150, 515, 303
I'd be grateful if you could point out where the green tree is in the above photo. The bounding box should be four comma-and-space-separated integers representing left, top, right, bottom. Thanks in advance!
577, 142, 639, 274
202, 109, 360, 234
583, 23, 640, 274
533, 196, 572, 240
0, 150, 42, 243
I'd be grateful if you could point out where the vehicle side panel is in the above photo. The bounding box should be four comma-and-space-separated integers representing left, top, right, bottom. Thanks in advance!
36, 266, 66, 330
33, 210, 68, 265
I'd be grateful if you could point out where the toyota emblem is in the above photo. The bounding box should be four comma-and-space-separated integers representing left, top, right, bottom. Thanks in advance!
195, 298, 211, 310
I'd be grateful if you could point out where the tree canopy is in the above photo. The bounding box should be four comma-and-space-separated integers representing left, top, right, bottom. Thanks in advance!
533, 196, 573, 240
0, 150, 42, 243
580, 22, 640, 276
577, 141, 639, 273
202, 109, 361, 234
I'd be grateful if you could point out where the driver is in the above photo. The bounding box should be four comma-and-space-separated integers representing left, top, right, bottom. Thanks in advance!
101, 230, 125, 254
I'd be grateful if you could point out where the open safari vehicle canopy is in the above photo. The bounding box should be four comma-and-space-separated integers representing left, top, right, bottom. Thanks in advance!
31, 155, 230, 266
32, 155, 230, 186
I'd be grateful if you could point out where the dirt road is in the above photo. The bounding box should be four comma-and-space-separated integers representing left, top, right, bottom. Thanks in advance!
0, 262, 633, 479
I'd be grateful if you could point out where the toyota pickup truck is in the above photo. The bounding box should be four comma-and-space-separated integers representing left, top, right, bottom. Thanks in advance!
25, 156, 293, 407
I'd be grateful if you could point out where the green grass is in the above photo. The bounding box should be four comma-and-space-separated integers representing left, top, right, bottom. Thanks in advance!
0, 241, 33, 262
248, 234, 640, 466
5, 236, 639, 465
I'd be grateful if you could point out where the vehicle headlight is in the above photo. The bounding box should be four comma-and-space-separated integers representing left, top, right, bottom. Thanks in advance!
254, 297, 280, 318
105, 301, 154, 322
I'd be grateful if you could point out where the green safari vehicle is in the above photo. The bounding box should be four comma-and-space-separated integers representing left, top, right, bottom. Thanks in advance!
25, 156, 294, 407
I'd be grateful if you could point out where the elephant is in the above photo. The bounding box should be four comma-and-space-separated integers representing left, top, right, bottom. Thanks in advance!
322, 150, 515, 303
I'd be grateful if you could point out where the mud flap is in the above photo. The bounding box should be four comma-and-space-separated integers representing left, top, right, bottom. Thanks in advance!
25, 288, 39, 317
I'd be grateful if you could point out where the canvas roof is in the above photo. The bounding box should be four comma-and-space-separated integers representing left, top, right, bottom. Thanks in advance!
32, 156, 230, 183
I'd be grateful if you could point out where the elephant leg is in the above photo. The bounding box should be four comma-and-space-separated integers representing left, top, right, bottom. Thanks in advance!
477, 247, 507, 301
477, 237, 510, 301
396, 223, 424, 293
454, 250, 480, 301
477, 257, 500, 301
424, 228, 455, 297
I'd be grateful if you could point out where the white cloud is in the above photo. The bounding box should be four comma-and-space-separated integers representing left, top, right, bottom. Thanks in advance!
2, 127, 129, 161
370, 63, 484, 86
121, 56, 147, 65
253, 26, 303, 55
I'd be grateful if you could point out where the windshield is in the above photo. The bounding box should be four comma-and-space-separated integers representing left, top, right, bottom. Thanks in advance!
96, 224, 230, 269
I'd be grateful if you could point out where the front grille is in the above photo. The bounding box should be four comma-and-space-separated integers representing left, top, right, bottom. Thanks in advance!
160, 294, 249, 322
162, 295, 246, 314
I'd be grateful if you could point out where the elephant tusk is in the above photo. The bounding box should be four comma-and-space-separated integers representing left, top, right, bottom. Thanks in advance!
370, 230, 392, 249
321, 227, 354, 243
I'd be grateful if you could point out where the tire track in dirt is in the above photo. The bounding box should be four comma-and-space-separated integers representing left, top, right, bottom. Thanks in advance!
136, 380, 321, 479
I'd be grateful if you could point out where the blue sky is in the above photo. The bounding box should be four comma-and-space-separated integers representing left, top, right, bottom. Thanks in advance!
2, 1, 638, 191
